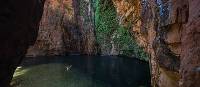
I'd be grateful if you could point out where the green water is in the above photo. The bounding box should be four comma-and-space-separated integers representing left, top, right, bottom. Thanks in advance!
12, 56, 151, 87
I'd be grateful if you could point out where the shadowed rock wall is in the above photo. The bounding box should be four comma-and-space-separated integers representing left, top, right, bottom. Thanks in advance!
0, 0, 45, 87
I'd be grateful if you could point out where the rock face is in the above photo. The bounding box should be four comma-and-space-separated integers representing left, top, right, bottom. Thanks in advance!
27, 0, 146, 57
180, 0, 200, 86
0, 0, 45, 87
26, 0, 97, 56
27, 0, 67, 56
112, 0, 200, 87
72, 0, 97, 55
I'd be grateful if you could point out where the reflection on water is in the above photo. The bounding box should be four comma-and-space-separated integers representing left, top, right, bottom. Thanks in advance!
16, 56, 151, 87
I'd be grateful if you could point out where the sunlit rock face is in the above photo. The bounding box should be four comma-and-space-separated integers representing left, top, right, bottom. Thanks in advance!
26, 0, 97, 56
112, 0, 146, 47
112, 0, 200, 87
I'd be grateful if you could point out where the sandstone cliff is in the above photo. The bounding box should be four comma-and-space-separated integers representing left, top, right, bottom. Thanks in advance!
26, 0, 97, 56
26, 0, 67, 56
24, 0, 200, 86
112, 0, 200, 87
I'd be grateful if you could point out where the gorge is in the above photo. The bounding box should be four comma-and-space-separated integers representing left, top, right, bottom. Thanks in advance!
0, 0, 200, 87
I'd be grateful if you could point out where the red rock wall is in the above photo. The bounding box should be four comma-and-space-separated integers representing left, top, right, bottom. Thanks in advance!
26, 0, 68, 56
180, 0, 200, 87
72, 0, 97, 55
26, 0, 97, 56
112, 0, 200, 87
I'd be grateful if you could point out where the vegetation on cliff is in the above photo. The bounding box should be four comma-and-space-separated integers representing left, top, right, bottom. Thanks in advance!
95, 0, 148, 61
